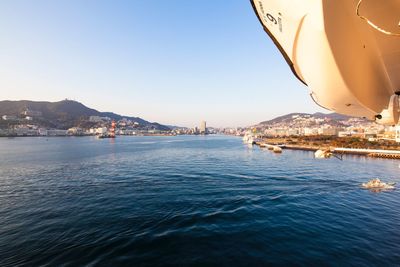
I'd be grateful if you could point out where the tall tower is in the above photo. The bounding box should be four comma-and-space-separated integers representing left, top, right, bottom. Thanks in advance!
110, 120, 116, 138
200, 121, 207, 134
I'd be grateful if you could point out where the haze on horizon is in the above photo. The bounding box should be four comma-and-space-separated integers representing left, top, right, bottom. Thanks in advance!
0, 0, 326, 128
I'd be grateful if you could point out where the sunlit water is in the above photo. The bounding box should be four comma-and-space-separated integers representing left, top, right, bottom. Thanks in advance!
0, 135, 399, 266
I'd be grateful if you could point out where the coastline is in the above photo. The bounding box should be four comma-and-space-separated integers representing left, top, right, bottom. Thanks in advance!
255, 140, 400, 160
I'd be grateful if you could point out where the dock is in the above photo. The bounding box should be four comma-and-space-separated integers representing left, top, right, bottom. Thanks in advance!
257, 142, 284, 153
333, 147, 400, 159
255, 141, 400, 159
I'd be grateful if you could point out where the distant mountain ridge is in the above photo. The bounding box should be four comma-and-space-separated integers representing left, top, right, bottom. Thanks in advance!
0, 99, 170, 130
258, 112, 364, 125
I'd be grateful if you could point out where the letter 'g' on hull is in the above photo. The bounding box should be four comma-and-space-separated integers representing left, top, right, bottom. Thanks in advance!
251, 0, 400, 122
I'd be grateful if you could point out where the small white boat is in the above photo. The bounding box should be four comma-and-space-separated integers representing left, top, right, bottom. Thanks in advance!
247, 137, 255, 145
243, 132, 256, 145
273, 146, 282, 153
242, 133, 252, 143
314, 149, 332, 158
96, 133, 115, 139
362, 178, 396, 189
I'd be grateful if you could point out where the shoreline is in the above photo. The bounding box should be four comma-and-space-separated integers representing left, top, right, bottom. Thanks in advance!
255, 141, 400, 160
0, 133, 216, 138
0, 134, 179, 138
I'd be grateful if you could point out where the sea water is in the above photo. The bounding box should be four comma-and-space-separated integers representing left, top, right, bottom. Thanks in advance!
0, 135, 399, 266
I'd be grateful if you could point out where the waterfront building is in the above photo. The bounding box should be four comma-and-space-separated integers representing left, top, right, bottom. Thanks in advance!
119, 129, 136, 135
47, 129, 68, 136
38, 128, 48, 136
287, 128, 299, 136
67, 127, 84, 135
396, 125, 400, 143
200, 121, 207, 134
27, 129, 39, 136
95, 127, 108, 134
303, 127, 319, 136
15, 127, 29, 136
318, 127, 341, 136
275, 128, 287, 136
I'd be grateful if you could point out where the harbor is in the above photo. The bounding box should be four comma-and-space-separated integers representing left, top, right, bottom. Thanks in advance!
246, 135, 400, 160
1, 135, 399, 266
1, 0, 400, 265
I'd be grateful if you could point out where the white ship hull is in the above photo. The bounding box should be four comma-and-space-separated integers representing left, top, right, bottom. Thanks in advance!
251, 0, 400, 123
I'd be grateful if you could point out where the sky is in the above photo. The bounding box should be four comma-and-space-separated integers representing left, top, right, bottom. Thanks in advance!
0, 0, 326, 127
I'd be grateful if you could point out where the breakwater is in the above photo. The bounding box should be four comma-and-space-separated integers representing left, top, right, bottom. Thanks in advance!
255, 141, 400, 159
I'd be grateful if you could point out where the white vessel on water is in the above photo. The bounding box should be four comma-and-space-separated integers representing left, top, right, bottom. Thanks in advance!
251, 0, 400, 125
314, 149, 332, 159
247, 137, 255, 145
242, 133, 250, 143
362, 178, 396, 189
243, 132, 256, 144
273, 146, 282, 153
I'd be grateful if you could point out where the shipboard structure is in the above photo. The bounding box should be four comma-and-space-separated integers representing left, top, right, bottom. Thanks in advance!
251, 0, 400, 125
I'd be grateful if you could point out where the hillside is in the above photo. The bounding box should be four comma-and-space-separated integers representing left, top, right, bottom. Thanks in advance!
259, 112, 359, 125
0, 100, 170, 130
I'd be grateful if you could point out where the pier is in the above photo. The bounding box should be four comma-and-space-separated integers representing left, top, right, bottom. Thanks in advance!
333, 147, 400, 159
255, 141, 400, 160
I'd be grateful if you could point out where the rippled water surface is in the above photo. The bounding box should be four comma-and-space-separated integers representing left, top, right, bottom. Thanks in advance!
0, 135, 399, 266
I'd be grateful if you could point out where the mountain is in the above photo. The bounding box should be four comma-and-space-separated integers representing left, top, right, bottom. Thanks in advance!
0, 99, 170, 130
258, 112, 356, 125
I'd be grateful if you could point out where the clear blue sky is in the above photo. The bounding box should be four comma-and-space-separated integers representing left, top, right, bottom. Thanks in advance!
0, 0, 325, 127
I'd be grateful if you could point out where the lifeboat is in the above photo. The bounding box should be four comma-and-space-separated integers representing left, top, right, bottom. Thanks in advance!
251, 0, 400, 124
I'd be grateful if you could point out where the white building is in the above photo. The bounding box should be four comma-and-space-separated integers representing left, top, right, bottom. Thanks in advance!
47, 130, 67, 136
119, 129, 136, 135
287, 128, 299, 136
303, 127, 319, 136
22, 109, 42, 117
39, 128, 48, 136
2, 115, 17, 121
67, 127, 84, 135
95, 127, 108, 134
318, 127, 340, 136
274, 128, 287, 136
396, 125, 400, 143
15, 127, 29, 136
89, 116, 102, 122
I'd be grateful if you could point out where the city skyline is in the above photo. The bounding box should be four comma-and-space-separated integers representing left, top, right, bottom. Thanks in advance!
0, 0, 326, 127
